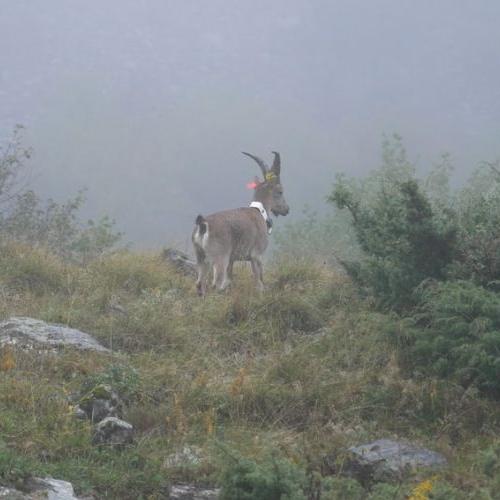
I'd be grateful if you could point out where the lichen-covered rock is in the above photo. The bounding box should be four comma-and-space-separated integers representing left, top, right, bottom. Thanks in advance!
0, 486, 30, 499
164, 446, 203, 468
0, 317, 109, 353
0, 477, 79, 500
25, 478, 79, 499
78, 384, 122, 423
92, 417, 134, 446
162, 248, 197, 277
345, 439, 447, 483
169, 485, 220, 499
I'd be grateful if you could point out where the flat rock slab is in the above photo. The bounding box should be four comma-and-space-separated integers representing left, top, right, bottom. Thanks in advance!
162, 248, 197, 277
0, 317, 109, 352
0, 487, 30, 499
346, 439, 447, 482
1, 477, 79, 500
170, 485, 220, 499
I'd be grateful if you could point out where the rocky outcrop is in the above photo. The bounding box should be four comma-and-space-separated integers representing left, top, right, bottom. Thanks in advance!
164, 446, 203, 468
169, 484, 220, 499
0, 477, 80, 500
345, 439, 447, 483
0, 317, 109, 353
77, 384, 122, 423
92, 417, 134, 447
162, 248, 197, 277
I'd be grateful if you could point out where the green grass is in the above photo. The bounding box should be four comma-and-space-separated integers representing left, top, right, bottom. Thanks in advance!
0, 243, 499, 498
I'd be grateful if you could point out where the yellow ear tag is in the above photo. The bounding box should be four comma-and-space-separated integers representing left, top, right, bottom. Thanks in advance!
265, 172, 276, 182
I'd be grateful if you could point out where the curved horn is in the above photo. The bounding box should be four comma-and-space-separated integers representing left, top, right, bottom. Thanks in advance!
271, 151, 281, 176
242, 152, 268, 177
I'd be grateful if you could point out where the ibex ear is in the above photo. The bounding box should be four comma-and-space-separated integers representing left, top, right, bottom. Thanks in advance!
271, 151, 281, 176
246, 176, 262, 190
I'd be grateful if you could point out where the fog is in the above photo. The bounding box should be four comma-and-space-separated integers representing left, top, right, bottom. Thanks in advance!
2, 1, 500, 247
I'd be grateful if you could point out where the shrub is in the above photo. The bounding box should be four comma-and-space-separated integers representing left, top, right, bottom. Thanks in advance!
80, 364, 141, 403
0, 127, 121, 262
451, 164, 500, 286
320, 476, 365, 500
0, 442, 34, 486
403, 281, 500, 395
0, 242, 68, 294
330, 177, 456, 311
218, 448, 307, 500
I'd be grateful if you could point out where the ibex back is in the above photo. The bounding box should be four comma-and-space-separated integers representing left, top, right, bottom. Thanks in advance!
192, 151, 289, 296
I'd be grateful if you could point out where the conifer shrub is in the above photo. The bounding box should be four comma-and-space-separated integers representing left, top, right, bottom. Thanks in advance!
403, 281, 500, 395
0, 442, 34, 486
329, 175, 456, 311
218, 448, 307, 500
320, 476, 365, 500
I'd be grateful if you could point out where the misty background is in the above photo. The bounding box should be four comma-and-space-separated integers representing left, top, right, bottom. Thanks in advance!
1, 0, 500, 249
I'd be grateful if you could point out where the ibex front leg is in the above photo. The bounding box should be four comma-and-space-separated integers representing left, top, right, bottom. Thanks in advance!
250, 257, 264, 292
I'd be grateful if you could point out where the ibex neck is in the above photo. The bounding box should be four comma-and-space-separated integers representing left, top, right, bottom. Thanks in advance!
252, 192, 272, 214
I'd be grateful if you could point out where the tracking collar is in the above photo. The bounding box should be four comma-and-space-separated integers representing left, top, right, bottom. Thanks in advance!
249, 201, 273, 234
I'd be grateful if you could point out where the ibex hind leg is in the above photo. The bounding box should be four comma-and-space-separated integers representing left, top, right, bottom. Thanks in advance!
214, 255, 231, 292
194, 246, 209, 297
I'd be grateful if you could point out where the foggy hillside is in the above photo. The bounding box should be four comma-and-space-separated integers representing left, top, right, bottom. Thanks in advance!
2, 0, 500, 246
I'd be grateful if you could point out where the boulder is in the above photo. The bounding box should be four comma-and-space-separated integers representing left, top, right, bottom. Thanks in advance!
92, 417, 134, 447
0, 317, 109, 353
345, 439, 447, 483
162, 248, 197, 277
164, 446, 203, 468
0, 477, 79, 499
77, 384, 122, 423
0, 487, 29, 499
170, 485, 220, 500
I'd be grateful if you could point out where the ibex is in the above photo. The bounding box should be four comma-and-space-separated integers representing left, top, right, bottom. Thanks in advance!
192, 151, 289, 296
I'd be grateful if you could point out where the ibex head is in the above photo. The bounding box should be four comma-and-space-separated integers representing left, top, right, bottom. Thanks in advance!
242, 151, 290, 216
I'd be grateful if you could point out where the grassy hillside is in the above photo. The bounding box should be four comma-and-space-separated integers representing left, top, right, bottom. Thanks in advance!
0, 242, 499, 499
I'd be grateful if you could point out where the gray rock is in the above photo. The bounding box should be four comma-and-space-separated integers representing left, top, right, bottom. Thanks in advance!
164, 446, 203, 468
170, 485, 220, 500
0, 487, 30, 499
73, 406, 87, 420
78, 384, 122, 423
346, 439, 447, 482
162, 248, 197, 277
0, 317, 109, 352
92, 417, 134, 446
0, 477, 79, 500
25, 478, 78, 500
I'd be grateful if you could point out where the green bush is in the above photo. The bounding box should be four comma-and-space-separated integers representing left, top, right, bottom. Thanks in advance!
403, 281, 500, 394
450, 164, 500, 286
0, 443, 34, 486
80, 364, 141, 403
320, 476, 365, 499
0, 242, 68, 294
219, 449, 307, 500
0, 127, 121, 262
328, 137, 457, 311
429, 481, 468, 500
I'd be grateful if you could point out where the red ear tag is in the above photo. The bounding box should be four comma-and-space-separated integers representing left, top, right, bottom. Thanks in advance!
246, 181, 258, 190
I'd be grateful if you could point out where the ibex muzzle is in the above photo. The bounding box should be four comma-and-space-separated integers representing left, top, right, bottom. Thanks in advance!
192, 151, 289, 296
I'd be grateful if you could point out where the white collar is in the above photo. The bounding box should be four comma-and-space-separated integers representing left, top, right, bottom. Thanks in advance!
249, 201, 273, 234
